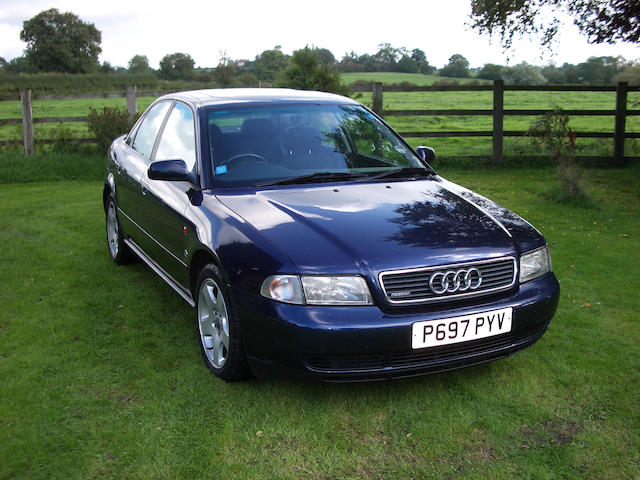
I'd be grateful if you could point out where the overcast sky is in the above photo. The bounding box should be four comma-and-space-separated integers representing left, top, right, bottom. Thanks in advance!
1, 0, 638, 69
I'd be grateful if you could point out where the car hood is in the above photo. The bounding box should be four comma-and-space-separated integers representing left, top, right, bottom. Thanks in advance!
215, 178, 540, 275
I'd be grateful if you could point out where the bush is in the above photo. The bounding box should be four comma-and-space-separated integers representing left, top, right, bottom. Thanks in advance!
526, 109, 591, 205
86, 106, 139, 153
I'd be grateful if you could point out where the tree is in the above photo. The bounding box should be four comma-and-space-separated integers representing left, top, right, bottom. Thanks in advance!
540, 65, 567, 84
315, 48, 336, 66
214, 55, 237, 87
469, 0, 640, 50
252, 47, 289, 83
372, 43, 401, 70
411, 48, 436, 74
128, 55, 153, 74
338, 51, 364, 72
576, 56, 627, 84
159, 53, 195, 80
396, 55, 419, 73
20, 8, 101, 73
99, 61, 116, 74
279, 47, 348, 95
614, 64, 640, 85
441, 54, 470, 78
3, 56, 27, 74
478, 63, 504, 80
503, 62, 547, 85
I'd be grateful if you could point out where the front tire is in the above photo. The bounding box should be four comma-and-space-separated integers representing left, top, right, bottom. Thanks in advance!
196, 264, 250, 381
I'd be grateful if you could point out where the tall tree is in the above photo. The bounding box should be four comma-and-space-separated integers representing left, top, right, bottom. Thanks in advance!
503, 62, 548, 85
214, 54, 237, 87
128, 55, 152, 74
441, 54, 470, 78
159, 53, 195, 80
477, 63, 504, 80
252, 47, 289, 83
410, 48, 435, 74
315, 48, 336, 66
279, 47, 348, 95
470, 0, 640, 49
20, 8, 101, 73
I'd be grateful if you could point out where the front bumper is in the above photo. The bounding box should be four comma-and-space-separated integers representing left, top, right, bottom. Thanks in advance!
232, 273, 560, 381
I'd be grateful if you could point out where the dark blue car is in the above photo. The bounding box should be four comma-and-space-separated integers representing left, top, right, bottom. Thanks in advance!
104, 89, 559, 381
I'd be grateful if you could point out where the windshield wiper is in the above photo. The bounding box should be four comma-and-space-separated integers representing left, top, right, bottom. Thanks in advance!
255, 171, 366, 187
353, 167, 436, 183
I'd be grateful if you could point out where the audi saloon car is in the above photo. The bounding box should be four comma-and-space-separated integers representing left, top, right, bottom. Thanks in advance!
103, 88, 559, 381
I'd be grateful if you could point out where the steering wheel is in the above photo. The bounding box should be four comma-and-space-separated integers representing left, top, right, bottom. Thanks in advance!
220, 153, 268, 167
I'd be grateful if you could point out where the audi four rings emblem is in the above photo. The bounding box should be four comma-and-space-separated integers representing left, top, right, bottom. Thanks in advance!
429, 268, 482, 294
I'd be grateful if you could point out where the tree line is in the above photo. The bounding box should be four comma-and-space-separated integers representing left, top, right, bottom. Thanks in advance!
1, 8, 638, 92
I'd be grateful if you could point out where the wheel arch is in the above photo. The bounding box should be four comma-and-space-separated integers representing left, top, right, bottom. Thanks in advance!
103, 173, 116, 211
189, 248, 225, 299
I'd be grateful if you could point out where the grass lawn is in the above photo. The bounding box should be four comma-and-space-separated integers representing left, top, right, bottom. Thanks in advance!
340, 72, 490, 86
0, 163, 639, 479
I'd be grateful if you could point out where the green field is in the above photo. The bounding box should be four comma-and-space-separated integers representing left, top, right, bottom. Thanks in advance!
0, 83, 638, 159
340, 72, 490, 86
1, 162, 639, 478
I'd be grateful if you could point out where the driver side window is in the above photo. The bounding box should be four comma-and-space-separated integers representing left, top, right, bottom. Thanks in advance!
155, 102, 197, 171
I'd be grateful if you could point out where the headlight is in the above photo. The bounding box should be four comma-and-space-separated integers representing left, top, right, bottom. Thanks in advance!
301, 276, 373, 305
520, 246, 552, 283
260, 275, 373, 305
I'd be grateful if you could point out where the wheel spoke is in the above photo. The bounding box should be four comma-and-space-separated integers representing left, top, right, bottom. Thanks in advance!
220, 326, 229, 350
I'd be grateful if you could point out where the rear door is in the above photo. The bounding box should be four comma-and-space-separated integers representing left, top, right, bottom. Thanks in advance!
116, 101, 172, 243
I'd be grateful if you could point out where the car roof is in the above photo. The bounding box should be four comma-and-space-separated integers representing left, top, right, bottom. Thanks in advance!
156, 88, 359, 109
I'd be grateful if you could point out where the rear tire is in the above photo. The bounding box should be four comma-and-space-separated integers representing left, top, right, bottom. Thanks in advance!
196, 264, 250, 381
105, 193, 133, 264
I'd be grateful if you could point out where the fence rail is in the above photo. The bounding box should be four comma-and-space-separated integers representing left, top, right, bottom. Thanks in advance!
1, 82, 639, 163
351, 80, 639, 165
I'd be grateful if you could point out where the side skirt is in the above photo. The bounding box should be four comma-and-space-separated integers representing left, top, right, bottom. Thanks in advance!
125, 238, 195, 307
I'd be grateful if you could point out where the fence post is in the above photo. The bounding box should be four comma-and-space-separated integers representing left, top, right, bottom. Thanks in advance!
492, 80, 504, 163
20, 89, 35, 156
614, 82, 627, 166
372, 82, 383, 116
126, 85, 138, 120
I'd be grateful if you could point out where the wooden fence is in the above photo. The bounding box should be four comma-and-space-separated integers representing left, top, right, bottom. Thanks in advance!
1, 81, 639, 164
355, 80, 639, 165
0, 86, 166, 154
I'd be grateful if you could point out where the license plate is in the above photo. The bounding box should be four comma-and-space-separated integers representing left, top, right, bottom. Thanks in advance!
411, 307, 512, 349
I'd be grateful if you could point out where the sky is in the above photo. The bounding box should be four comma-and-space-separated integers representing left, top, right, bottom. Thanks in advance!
0, 0, 638, 70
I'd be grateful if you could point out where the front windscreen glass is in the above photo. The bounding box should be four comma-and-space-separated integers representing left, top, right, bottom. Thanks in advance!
206, 104, 428, 187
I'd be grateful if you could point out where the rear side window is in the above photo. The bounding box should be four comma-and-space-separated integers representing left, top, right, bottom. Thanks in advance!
155, 102, 197, 171
132, 101, 171, 159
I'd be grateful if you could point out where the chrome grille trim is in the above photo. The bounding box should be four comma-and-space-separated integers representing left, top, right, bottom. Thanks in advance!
379, 256, 517, 304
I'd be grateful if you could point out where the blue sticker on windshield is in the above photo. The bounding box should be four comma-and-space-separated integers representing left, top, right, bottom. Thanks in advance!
215, 165, 227, 175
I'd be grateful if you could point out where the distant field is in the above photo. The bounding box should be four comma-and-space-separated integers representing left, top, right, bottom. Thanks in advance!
1, 88, 638, 159
340, 72, 489, 86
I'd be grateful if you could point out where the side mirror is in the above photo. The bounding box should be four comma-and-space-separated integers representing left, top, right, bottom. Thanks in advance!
416, 146, 436, 163
148, 159, 191, 182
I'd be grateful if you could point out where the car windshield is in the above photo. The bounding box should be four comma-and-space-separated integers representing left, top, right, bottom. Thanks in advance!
206, 104, 430, 187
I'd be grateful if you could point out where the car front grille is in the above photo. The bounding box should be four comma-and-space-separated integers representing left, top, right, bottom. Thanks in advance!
379, 257, 516, 304
302, 321, 548, 379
